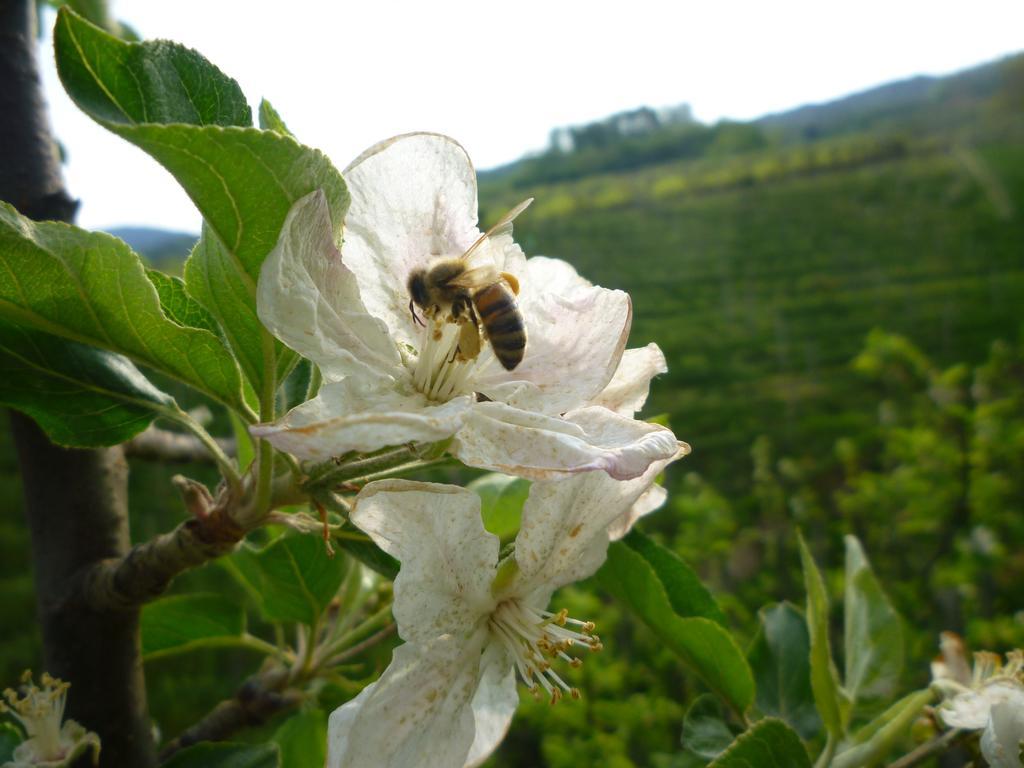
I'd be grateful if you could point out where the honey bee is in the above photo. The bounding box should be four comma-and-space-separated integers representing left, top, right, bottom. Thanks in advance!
407, 199, 532, 371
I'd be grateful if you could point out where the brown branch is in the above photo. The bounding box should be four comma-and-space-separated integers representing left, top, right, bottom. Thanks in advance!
158, 668, 300, 763
2, 1, 156, 764
124, 426, 235, 464
84, 482, 246, 610
81, 468, 310, 610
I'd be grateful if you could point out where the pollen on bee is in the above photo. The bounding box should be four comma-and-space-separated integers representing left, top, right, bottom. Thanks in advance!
500, 271, 520, 295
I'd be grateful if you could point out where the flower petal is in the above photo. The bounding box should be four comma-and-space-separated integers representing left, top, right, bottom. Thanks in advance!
477, 257, 632, 415
326, 632, 489, 768
351, 480, 499, 643
589, 343, 668, 416
257, 190, 402, 381
452, 402, 683, 480
250, 377, 471, 460
942, 682, 1024, 731
465, 643, 518, 768
981, 694, 1024, 768
343, 133, 480, 349
511, 447, 686, 598
607, 482, 668, 542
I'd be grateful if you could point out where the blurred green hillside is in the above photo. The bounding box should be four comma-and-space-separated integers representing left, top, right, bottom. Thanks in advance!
478, 55, 1024, 766
480, 52, 1024, 499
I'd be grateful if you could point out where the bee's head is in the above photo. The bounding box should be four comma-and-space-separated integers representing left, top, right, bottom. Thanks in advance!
407, 268, 430, 309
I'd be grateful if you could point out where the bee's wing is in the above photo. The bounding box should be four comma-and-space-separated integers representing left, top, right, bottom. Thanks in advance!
446, 264, 500, 290
460, 198, 534, 264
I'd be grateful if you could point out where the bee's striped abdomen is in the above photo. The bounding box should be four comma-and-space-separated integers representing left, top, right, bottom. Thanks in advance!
474, 282, 526, 370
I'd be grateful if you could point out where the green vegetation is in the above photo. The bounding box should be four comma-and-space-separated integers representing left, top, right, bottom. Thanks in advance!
3, 46, 1023, 767
477, 53, 1024, 766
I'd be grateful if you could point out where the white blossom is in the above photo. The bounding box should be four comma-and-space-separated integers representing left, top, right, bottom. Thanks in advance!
933, 635, 1024, 767
326, 447, 684, 768
251, 133, 681, 480
0, 672, 99, 768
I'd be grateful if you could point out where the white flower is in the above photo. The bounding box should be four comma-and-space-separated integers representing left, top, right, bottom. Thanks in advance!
933, 637, 1024, 768
251, 133, 681, 480
0, 672, 99, 767
326, 448, 684, 768
982, 698, 1024, 768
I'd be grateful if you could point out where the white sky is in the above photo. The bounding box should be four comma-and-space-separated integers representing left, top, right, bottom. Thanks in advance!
38, 0, 1024, 232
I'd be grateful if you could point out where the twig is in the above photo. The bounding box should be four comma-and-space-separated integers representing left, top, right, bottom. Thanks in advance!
326, 623, 396, 666
887, 728, 969, 768
157, 669, 299, 763
83, 499, 245, 610
124, 426, 235, 464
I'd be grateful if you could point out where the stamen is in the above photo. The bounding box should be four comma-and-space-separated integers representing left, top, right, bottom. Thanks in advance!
411, 316, 483, 402
488, 599, 598, 705
0, 671, 72, 760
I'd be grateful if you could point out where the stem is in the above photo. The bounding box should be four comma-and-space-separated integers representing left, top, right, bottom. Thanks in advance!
815, 734, 837, 768
326, 623, 396, 666
318, 601, 394, 665
886, 729, 969, 768
303, 445, 418, 490
345, 456, 453, 485
307, 364, 322, 399
254, 331, 278, 515
298, 613, 322, 679
167, 407, 241, 489
255, 439, 275, 516
124, 426, 235, 466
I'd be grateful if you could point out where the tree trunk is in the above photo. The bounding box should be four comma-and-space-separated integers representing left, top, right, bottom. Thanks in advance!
0, 2, 156, 765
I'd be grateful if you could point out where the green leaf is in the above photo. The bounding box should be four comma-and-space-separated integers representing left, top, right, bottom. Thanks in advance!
146, 269, 225, 340
53, 8, 251, 127
681, 694, 736, 760
797, 531, 849, 739
0, 723, 21, 763
832, 689, 935, 768
161, 742, 280, 768
141, 593, 246, 659
273, 709, 327, 768
0, 318, 173, 446
468, 473, 530, 541
334, 534, 400, 581
259, 99, 293, 136
747, 602, 821, 739
55, 8, 349, 404
229, 410, 256, 473
598, 530, 753, 714
234, 532, 346, 625
844, 535, 903, 706
280, 357, 313, 412
184, 228, 276, 397
0, 204, 247, 413
708, 718, 811, 768
615, 529, 727, 625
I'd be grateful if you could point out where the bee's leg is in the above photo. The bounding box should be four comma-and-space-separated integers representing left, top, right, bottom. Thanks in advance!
458, 316, 482, 361
409, 299, 426, 328
444, 297, 471, 362
454, 301, 482, 362
500, 271, 520, 295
